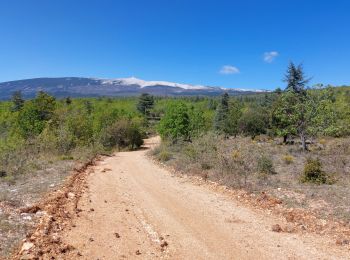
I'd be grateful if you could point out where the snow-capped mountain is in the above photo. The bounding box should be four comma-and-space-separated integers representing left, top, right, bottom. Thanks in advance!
101, 77, 210, 90
0, 77, 269, 100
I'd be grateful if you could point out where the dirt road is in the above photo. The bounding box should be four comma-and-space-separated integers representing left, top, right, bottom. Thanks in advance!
61, 137, 349, 259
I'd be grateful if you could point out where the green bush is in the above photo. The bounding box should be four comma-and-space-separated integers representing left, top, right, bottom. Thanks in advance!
300, 158, 331, 184
257, 155, 275, 175
100, 119, 143, 150
238, 106, 268, 139
157, 102, 190, 141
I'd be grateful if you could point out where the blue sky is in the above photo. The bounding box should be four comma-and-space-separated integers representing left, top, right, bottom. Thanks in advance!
0, 0, 349, 90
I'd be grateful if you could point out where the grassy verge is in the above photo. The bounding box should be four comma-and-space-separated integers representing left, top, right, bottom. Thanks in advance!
151, 133, 350, 222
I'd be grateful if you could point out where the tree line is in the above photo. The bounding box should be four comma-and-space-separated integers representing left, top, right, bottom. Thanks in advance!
157, 62, 350, 150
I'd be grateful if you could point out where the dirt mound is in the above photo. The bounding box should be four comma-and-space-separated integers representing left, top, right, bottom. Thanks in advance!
12, 158, 99, 260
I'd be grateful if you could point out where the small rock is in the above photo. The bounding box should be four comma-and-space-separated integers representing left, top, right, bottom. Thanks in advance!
89, 237, 94, 242
60, 244, 75, 253
114, 232, 120, 238
20, 205, 41, 214
51, 235, 61, 243
68, 192, 75, 199
21, 242, 34, 252
160, 241, 168, 248
90, 208, 95, 212
272, 224, 282, 232
135, 250, 141, 255
35, 210, 46, 216
21, 214, 32, 221
283, 224, 295, 233
336, 238, 350, 246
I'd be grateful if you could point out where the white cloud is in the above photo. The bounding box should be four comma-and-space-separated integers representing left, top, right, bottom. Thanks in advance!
219, 65, 240, 75
264, 51, 279, 63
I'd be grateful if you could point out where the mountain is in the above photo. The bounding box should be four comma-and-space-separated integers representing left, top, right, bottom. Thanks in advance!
0, 77, 269, 100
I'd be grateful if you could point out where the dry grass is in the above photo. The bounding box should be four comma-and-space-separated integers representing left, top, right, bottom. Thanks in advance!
0, 158, 75, 258
155, 134, 350, 222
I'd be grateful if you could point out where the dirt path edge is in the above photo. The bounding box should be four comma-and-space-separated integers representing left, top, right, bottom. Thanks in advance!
11, 157, 101, 260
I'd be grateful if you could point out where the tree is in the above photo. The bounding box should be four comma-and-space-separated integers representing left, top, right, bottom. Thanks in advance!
11, 91, 25, 112
226, 100, 242, 137
284, 62, 309, 94
214, 93, 229, 134
84, 100, 93, 114
274, 87, 282, 95
271, 91, 299, 143
65, 97, 72, 105
273, 62, 311, 150
157, 102, 190, 141
188, 105, 205, 139
33, 91, 56, 121
238, 106, 268, 139
137, 93, 154, 115
306, 86, 340, 137
17, 91, 56, 138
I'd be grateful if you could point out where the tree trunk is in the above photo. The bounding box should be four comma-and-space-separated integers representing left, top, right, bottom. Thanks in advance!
300, 132, 308, 151
283, 135, 288, 144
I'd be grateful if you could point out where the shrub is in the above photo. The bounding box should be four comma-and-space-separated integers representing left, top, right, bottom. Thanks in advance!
319, 138, 327, 145
100, 119, 144, 150
282, 154, 294, 164
158, 150, 172, 162
238, 107, 268, 139
0, 170, 7, 178
17, 92, 56, 138
157, 102, 190, 142
257, 155, 275, 175
231, 150, 240, 159
127, 126, 144, 150
300, 158, 330, 184
200, 162, 211, 170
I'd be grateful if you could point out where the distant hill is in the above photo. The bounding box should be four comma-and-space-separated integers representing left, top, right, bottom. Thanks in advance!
0, 77, 269, 100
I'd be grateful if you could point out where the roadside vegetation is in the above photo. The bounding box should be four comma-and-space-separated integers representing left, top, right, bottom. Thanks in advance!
0, 94, 146, 256
153, 62, 350, 222
0, 94, 147, 182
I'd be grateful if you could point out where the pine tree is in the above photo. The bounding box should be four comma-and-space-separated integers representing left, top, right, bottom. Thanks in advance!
11, 91, 25, 112
84, 100, 93, 114
273, 62, 310, 150
284, 62, 309, 94
226, 99, 242, 137
214, 92, 229, 134
137, 93, 154, 115
65, 97, 72, 105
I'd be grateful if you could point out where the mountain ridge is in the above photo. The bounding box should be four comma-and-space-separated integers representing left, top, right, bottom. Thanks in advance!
0, 77, 269, 100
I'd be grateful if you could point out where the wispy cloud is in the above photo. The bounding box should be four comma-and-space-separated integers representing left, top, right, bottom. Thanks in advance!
219, 65, 240, 75
264, 51, 279, 63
